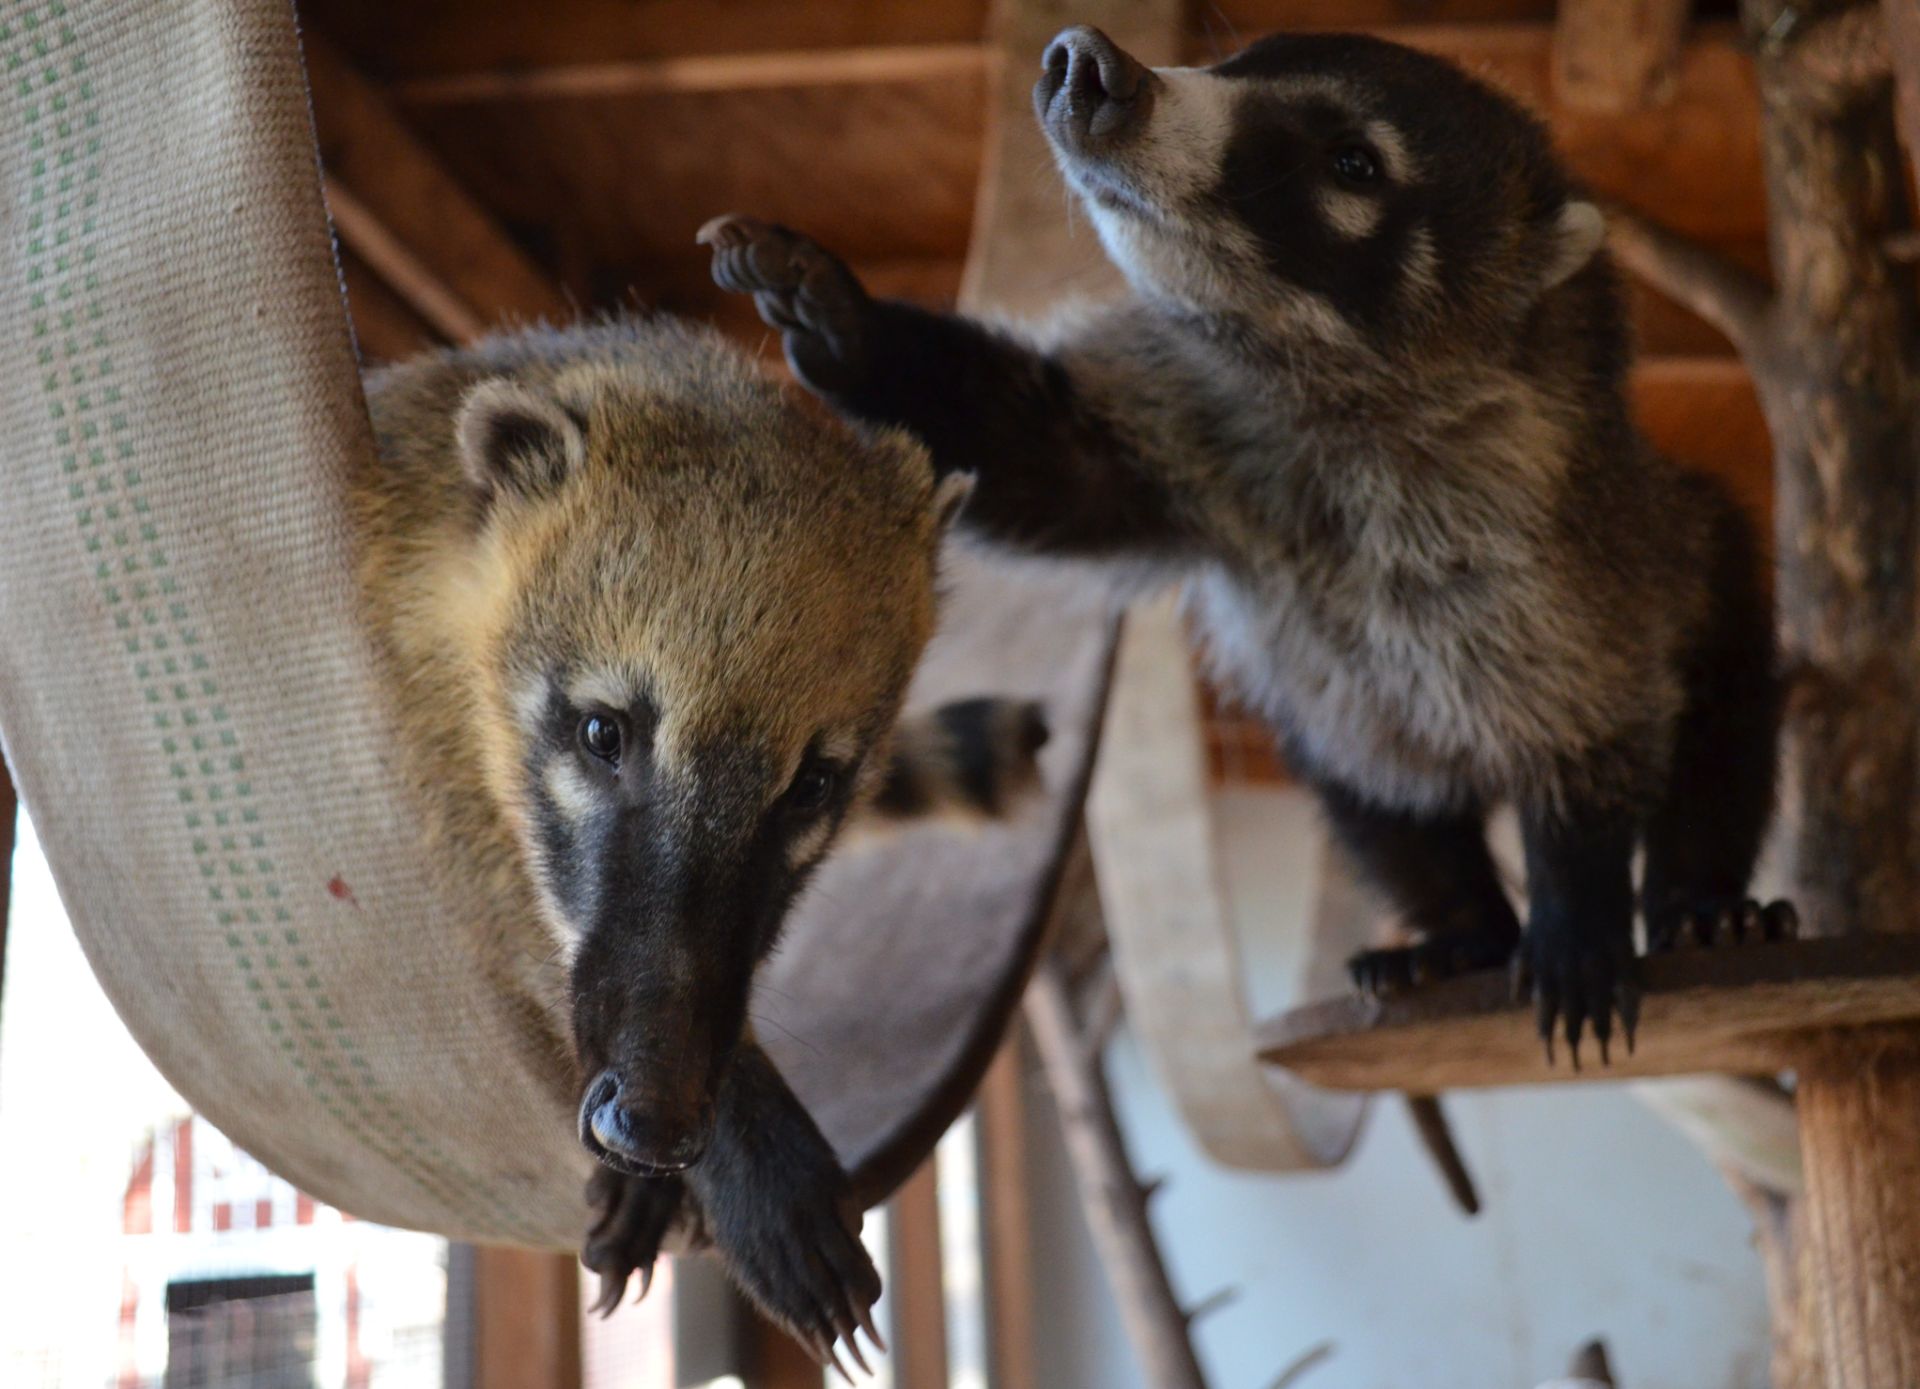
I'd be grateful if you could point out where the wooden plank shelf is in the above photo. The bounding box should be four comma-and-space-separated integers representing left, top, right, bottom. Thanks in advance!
1255, 937, 1920, 1091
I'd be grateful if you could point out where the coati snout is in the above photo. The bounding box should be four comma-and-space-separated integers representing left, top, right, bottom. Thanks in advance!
1035, 26, 1153, 153
559, 735, 807, 1176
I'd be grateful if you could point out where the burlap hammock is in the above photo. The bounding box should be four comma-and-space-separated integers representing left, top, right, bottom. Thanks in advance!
0, 0, 1113, 1248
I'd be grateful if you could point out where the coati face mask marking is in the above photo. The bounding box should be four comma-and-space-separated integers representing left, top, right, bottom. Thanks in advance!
1034, 27, 1606, 351
451, 371, 960, 1177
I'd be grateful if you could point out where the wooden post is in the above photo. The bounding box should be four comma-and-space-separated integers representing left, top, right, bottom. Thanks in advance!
975, 1041, 1036, 1389
1543, 5, 1920, 1381
888, 1157, 949, 1389
1025, 953, 1207, 1389
1795, 1027, 1920, 1387
472, 1248, 583, 1389
1744, 0, 1916, 942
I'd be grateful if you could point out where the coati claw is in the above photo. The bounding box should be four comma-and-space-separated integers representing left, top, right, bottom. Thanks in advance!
1649, 897, 1800, 953
1348, 928, 1516, 997
700, 215, 874, 395
580, 1166, 684, 1318
1522, 919, 1637, 1071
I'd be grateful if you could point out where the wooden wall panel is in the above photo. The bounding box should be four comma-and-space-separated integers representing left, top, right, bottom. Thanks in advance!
394, 76, 985, 313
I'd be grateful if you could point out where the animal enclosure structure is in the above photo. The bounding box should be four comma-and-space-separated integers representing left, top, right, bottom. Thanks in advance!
2, 1, 1919, 1387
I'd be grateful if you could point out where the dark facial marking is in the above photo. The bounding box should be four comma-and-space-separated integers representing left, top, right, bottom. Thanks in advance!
1214, 91, 1410, 332
1206, 31, 1579, 339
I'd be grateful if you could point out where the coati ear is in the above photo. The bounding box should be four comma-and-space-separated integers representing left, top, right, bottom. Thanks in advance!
1540, 200, 1606, 291
454, 379, 588, 502
933, 472, 975, 532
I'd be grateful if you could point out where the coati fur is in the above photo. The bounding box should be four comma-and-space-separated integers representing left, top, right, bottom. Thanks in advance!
703, 28, 1792, 1063
352, 314, 1044, 1359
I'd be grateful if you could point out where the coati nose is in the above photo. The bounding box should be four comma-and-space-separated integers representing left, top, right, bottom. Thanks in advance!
579, 1069, 711, 1175
1035, 26, 1152, 151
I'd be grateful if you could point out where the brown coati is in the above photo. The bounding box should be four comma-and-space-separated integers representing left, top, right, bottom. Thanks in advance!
353, 314, 1046, 1362
703, 27, 1793, 1065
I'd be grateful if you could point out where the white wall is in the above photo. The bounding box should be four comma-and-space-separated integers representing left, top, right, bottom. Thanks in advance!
1024, 787, 1772, 1389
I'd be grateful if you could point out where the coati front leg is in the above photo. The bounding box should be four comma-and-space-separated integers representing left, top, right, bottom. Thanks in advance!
1319, 783, 1521, 994
1641, 489, 1796, 951
1517, 793, 1641, 1066
582, 1041, 880, 1368
701, 215, 1180, 555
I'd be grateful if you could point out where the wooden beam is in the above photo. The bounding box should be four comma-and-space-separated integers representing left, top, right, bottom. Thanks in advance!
323, 178, 488, 343
302, 29, 571, 333
394, 44, 991, 105
472, 1248, 583, 1389
888, 1158, 949, 1389
300, 0, 989, 79
1553, 0, 1695, 112
337, 246, 446, 364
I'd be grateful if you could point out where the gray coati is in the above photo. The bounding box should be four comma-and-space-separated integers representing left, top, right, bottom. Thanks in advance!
352, 314, 1045, 1363
703, 26, 1793, 1065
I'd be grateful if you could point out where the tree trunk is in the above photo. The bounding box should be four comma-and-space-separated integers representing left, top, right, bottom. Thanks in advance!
1747, 0, 1920, 942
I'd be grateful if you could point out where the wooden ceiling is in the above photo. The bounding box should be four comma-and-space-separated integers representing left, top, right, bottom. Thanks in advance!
296, 0, 1772, 782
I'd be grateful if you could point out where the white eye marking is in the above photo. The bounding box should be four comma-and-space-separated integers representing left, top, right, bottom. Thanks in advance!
1364, 121, 1417, 182
509, 674, 550, 731
1317, 188, 1382, 240
785, 816, 834, 869
1404, 224, 1440, 294
543, 758, 597, 822
566, 665, 643, 714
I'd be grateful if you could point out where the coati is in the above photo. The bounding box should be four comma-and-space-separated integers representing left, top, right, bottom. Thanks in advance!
704, 27, 1793, 1064
352, 314, 1045, 1363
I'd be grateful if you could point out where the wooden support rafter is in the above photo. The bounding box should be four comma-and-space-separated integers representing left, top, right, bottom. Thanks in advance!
323, 178, 488, 343
1552, 0, 1695, 112
395, 43, 991, 105
302, 29, 571, 339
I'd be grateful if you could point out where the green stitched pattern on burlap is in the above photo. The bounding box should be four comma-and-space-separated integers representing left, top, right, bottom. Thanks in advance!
9, 2, 548, 1242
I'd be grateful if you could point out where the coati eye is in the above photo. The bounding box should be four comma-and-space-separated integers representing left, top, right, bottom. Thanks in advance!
579, 714, 622, 764
785, 763, 839, 817
1331, 143, 1381, 185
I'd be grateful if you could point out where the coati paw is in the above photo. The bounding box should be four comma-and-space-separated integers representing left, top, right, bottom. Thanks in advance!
703, 1176, 884, 1376
581, 1166, 686, 1317
1348, 929, 1515, 995
1648, 897, 1798, 953
699, 215, 873, 395
1512, 919, 1640, 1070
